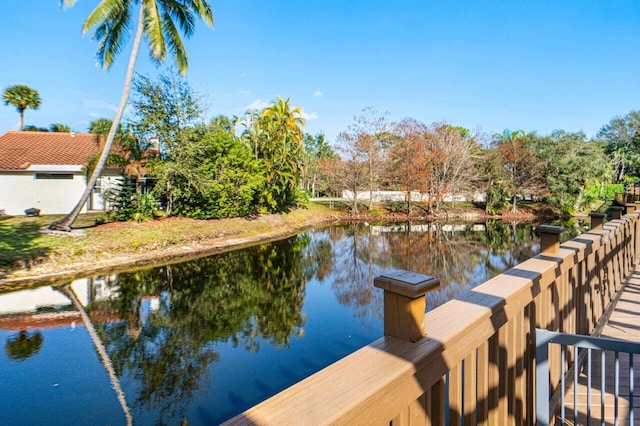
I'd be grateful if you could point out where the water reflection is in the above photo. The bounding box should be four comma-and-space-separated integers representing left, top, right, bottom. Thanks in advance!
90, 236, 311, 422
0, 219, 586, 424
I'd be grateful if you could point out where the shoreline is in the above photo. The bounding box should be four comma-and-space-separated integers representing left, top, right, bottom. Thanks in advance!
0, 204, 564, 289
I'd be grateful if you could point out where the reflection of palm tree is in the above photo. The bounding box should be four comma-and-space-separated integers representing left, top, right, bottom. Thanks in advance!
5, 330, 44, 361
56, 285, 133, 426
86, 238, 309, 422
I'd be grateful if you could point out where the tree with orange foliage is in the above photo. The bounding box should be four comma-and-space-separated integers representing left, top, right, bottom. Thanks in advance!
492, 129, 544, 213
387, 118, 430, 214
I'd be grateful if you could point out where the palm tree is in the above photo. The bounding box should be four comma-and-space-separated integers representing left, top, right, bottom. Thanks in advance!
50, 0, 214, 231
3, 84, 42, 130
257, 97, 306, 210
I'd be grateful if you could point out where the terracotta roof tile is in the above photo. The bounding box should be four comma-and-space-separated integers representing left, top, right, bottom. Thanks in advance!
0, 131, 104, 170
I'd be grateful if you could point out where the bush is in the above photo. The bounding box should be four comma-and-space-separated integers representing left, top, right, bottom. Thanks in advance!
108, 178, 161, 222
385, 201, 406, 213
132, 192, 161, 222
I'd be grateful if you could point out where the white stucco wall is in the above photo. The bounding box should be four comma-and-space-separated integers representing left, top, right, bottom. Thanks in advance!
0, 171, 120, 216
0, 171, 88, 215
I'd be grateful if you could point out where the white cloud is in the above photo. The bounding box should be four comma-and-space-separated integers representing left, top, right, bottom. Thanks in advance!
240, 72, 249, 78
244, 99, 270, 111
239, 90, 251, 96
313, 91, 324, 97
80, 97, 117, 113
302, 111, 318, 120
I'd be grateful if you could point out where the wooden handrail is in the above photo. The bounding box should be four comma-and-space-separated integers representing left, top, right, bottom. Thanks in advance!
226, 212, 640, 426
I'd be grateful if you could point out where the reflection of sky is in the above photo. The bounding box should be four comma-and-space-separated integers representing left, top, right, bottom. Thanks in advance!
197, 278, 382, 424
139, 291, 171, 326
0, 326, 126, 426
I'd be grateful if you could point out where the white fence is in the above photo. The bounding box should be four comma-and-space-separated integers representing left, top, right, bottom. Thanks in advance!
341, 190, 487, 203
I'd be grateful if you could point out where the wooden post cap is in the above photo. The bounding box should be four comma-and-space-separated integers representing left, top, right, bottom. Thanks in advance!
611, 206, 624, 219
626, 203, 637, 215
374, 270, 440, 298
537, 225, 564, 235
589, 212, 606, 230
538, 225, 564, 255
374, 270, 440, 342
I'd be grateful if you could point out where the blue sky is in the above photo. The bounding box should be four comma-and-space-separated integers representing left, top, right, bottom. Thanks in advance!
1, 1, 638, 143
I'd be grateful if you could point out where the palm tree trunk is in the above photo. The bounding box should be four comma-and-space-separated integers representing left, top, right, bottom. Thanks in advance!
57, 284, 133, 426
19, 108, 24, 131
50, 5, 145, 231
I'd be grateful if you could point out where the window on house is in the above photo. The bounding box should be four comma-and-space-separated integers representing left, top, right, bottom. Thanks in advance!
34, 173, 74, 180
93, 178, 102, 193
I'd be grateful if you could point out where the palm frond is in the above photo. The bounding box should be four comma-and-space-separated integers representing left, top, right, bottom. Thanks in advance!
83, 0, 126, 35
162, 13, 188, 73
161, 0, 196, 36
95, 6, 131, 68
189, 0, 214, 27
144, 0, 167, 62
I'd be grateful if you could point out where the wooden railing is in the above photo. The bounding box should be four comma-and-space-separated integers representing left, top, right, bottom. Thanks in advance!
226, 203, 640, 426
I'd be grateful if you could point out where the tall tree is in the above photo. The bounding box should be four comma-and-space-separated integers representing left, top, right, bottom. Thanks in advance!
129, 70, 204, 156
50, 123, 71, 132
301, 132, 333, 198
492, 129, 543, 213
423, 123, 478, 211
323, 131, 369, 215
533, 131, 611, 213
89, 118, 116, 134
387, 118, 430, 214
254, 97, 306, 211
51, 0, 214, 231
3, 84, 42, 130
342, 108, 390, 210
597, 111, 640, 182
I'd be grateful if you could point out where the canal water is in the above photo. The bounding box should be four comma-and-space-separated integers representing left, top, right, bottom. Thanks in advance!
0, 220, 584, 425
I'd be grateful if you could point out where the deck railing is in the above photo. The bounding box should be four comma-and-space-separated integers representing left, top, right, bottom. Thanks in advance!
226, 204, 640, 426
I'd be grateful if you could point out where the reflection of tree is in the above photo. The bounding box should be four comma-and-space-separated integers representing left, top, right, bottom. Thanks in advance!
384, 223, 488, 310
99, 318, 217, 420
88, 234, 311, 423
5, 330, 43, 361
323, 221, 542, 314
303, 230, 336, 282
327, 224, 387, 322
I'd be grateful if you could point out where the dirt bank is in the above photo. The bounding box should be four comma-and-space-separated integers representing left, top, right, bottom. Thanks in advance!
0, 209, 338, 289
0, 203, 563, 289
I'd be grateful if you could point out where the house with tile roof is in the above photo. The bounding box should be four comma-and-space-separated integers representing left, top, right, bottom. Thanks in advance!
0, 131, 121, 216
